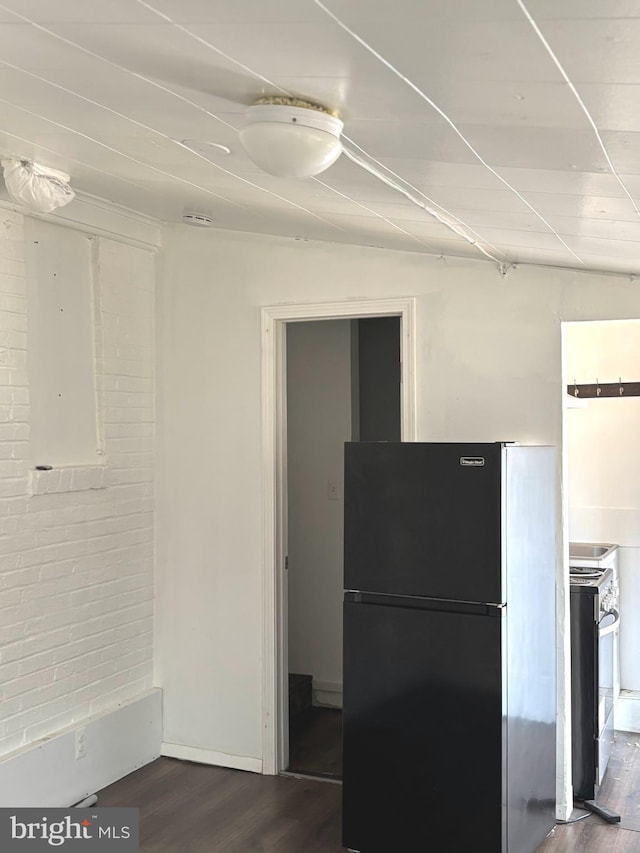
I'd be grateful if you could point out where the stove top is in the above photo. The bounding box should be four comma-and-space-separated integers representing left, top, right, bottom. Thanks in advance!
570, 566, 613, 591
570, 565, 604, 577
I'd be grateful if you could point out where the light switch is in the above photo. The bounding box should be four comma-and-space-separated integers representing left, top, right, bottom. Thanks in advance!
327, 477, 339, 501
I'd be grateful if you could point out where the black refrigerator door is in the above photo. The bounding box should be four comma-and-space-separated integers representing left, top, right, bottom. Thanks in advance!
342, 598, 503, 853
344, 442, 503, 602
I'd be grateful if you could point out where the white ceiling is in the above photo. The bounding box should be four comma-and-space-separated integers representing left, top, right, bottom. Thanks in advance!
1, 0, 640, 274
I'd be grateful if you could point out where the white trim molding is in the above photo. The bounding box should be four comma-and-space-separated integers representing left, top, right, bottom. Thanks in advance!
313, 680, 343, 709
616, 690, 640, 734
0, 191, 161, 250
0, 690, 162, 808
161, 744, 262, 774
261, 297, 417, 775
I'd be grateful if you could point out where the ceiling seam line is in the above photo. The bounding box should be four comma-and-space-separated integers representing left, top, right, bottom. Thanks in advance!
0, 63, 244, 209
131, 0, 504, 262
0, 17, 347, 232
312, 177, 461, 254
133, 0, 291, 96
0, 128, 155, 193
517, 0, 640, 220
340, 137, 508, 259
0, 3, 237, 132
342, 149, 502, 263
0, 96, 255, 208
0, 62, 348, 230
313, 0, 586, 266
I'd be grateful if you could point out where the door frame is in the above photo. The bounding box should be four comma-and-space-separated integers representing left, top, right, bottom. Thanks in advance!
261, 297, 418, 774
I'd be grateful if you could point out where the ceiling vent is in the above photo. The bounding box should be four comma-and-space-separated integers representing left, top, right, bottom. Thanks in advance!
182, 212, 213, 227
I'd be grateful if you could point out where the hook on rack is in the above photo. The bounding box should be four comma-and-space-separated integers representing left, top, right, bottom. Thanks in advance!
566, 378, 640, 398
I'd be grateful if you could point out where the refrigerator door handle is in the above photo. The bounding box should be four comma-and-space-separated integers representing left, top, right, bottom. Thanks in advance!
344, 591, 506, 617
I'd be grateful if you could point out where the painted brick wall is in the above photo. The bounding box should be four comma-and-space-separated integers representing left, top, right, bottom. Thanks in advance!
0, 210, 156, 755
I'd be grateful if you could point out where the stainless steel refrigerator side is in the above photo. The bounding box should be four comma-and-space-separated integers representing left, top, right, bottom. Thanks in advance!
500, 446, 508, 853
504, 446, 557, 853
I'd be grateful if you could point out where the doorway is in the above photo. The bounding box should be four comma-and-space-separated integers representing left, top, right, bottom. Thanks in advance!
563, 319, 640, 822
285, 317, 401, 779
260, 298, 417, 776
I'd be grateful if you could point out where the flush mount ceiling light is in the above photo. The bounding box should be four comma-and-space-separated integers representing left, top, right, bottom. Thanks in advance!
239, 97, 343, 179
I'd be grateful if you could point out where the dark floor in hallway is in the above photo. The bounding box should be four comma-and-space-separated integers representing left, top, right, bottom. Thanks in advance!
288, 706, 342, 780
97, 731, 640, 852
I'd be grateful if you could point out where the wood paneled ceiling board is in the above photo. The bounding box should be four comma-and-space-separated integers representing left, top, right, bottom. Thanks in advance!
0, 0, 639, 274
0, 0, 158, 24
527, 0, 640, 19
537, 20, 640, 84
496, 167, 626, 198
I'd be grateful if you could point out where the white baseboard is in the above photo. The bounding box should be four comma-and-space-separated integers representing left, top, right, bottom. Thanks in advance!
312, 680, 343, 710
0, 689, 162, 807
615, 690, 640, 733
161, 743, 262, 774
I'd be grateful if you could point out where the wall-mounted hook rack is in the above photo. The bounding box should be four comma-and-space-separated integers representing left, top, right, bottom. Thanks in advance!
567, 379, 640, 399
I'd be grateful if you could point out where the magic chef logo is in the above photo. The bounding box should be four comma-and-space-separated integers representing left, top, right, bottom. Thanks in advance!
2, 809, 138, 850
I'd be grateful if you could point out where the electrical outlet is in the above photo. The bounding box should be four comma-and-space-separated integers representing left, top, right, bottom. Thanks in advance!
75, 727, 87, 760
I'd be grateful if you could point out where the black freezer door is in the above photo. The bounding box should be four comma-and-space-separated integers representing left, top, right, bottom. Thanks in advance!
342, 597, 503, 852
344, 442, 503, 602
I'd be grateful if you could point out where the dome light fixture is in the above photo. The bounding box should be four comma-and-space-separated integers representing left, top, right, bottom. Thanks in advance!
239, 97, 343, 179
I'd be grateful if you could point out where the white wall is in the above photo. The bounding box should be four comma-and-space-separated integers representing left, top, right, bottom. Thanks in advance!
565, 321, 640, 691
0, 206, 157, 763
286, 320, 351, 704
156, 224, 640, 810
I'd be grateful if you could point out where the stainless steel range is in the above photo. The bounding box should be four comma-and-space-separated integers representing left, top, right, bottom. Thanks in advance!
570, 566, 620, 802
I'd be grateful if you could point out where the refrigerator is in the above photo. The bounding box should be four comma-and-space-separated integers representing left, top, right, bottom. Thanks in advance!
342, 442, 557, 853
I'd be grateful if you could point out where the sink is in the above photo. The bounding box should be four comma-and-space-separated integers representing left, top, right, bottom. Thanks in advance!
569, 542, 618, 569
570, 544, 613, 559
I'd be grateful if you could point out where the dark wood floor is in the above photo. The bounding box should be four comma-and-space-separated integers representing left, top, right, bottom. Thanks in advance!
98, 732, 640, 852
288, 707, 342, 779
538, 731, 640, 852
98, 758, 344, 852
